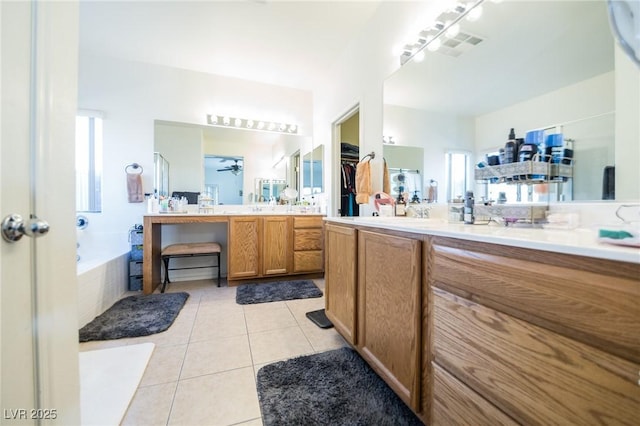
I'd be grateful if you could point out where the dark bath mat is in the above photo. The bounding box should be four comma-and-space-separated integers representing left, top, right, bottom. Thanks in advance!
306, 308, 334, 329
256, 347, 423, 426
235, 280, 322, 305
79, 292, 189, 342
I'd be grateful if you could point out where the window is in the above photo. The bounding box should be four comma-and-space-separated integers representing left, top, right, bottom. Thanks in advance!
446, 151, 470, 201
76, 114, 103, 212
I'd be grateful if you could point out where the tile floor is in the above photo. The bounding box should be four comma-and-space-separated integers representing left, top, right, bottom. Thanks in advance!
79, 278, 347, 426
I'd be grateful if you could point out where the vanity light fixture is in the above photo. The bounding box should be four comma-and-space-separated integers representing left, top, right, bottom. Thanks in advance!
206, 114, 298, 134
398, 0, 486, 65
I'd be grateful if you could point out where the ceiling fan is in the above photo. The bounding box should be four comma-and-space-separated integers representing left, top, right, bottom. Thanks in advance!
217, 159, 243, 175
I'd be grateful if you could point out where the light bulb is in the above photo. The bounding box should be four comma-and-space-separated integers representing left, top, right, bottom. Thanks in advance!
222, 116, 231, 126
446, 22, 460, 37
246, 119, 254, 128
268, 122, 276, 131
427, 37, 441, 52
207, 114, 217, 125
257, 121, 265, 130
234, 118, 242, 127
466, 5, 482, 21
414, 50, 426, 62
288, 124, 297, 133
279, 123, 286, 132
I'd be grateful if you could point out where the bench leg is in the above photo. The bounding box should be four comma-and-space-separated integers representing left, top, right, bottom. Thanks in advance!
216, 252, 221, 287
161, 256, 171, 293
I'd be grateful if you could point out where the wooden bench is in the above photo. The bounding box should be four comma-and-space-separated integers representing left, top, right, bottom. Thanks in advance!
161, 242, 221, 293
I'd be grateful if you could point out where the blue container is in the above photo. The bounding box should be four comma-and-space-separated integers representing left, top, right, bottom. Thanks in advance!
525, 130, 544, 146
545, 133, 564, 164
130, 245, 143, 261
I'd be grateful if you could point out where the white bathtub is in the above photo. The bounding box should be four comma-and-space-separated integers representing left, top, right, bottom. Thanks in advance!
77, 231, 131, 328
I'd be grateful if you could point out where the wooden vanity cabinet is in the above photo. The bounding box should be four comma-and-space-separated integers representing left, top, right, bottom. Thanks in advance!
228, 216, 261, 279
228, 215, 324, 282
262, 216, 290, 276
428, 236, 640, 425
292, 216, 324, 273
358, 230, 422, 413
324, 224, 357, 345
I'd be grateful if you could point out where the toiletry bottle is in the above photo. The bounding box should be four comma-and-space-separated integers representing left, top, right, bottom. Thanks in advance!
395, 192, 406, 216
463, 190, 475, 224
504, 128, 517, 164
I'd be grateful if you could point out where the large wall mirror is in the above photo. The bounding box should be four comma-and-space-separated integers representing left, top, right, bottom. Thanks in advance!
154, 120, 313, 204
384, 0, 637, 203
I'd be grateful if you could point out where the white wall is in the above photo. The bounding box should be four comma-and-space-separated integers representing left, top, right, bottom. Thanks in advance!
311, 1, 446, 216
614, 44, 640, 201
383, 104, 475, 202
474, 72, 615, 153
78, 55, 313, 232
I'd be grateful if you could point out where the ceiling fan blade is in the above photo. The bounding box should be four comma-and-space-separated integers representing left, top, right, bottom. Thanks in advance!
217, 167, 232, 172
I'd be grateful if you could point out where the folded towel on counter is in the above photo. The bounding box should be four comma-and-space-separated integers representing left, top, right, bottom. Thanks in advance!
355, 160, 371, 204
597, 227, 640, 247
127, 173, 144, 203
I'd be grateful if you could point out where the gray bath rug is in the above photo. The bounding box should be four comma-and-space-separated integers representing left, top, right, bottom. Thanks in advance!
235, 280, 322, 305
79, 292, 189, 342
256, 347, 423, 425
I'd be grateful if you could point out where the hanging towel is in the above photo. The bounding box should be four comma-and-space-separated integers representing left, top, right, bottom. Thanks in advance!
127, 173, 144, 203
383, 159, 391, 195
355, 160, 371, 204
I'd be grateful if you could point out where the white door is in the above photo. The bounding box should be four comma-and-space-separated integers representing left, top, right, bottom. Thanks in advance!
1, 2, 80, 424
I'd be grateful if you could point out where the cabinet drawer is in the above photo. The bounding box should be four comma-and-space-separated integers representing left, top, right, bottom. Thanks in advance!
433, 288, 640, 425
293, 216, 323, 229
430, 238, 640, 363
293, 250, 323, 272
432, 363, 517, 426
294, 229, 323, 251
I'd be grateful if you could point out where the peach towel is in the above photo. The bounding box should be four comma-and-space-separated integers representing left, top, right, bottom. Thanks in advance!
383, 159, 391, 195
355, 160, 371, 204
127, 173, 144, 203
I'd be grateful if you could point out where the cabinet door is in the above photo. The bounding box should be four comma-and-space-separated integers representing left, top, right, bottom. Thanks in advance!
228, 217, 261, 279
263, 216, 290, 275
358, 230, 422, 412
325, 224, 357, 345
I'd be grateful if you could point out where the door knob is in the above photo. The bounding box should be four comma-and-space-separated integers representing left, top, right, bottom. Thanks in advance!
2, 214, 50, 243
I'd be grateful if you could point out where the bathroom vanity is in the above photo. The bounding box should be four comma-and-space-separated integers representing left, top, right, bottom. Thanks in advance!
324, 217, 639, 425
143, 213, 324, 294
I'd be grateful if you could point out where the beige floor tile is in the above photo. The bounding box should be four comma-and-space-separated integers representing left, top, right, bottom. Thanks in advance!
169, 367, 261, 426
190, 310, 247, 342
139, 344, 187, 387
299, 322, 349, 352
197, 297, 244, 316
249, 326, 314, 365
241, 300, 288, 312
285, 297, 326, 324
121, 381, 177, 426
199, 285, 237, 302
181, 335, 252, 379
245, 305, 297, 333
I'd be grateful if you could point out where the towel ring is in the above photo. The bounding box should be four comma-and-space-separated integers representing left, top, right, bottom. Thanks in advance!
125, 163, 143, 174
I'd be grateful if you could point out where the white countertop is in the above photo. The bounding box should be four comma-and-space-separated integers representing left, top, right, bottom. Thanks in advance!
325, 216, 640, 264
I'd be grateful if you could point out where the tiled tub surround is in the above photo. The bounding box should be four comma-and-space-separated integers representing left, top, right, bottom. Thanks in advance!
77, 231, 130, 327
